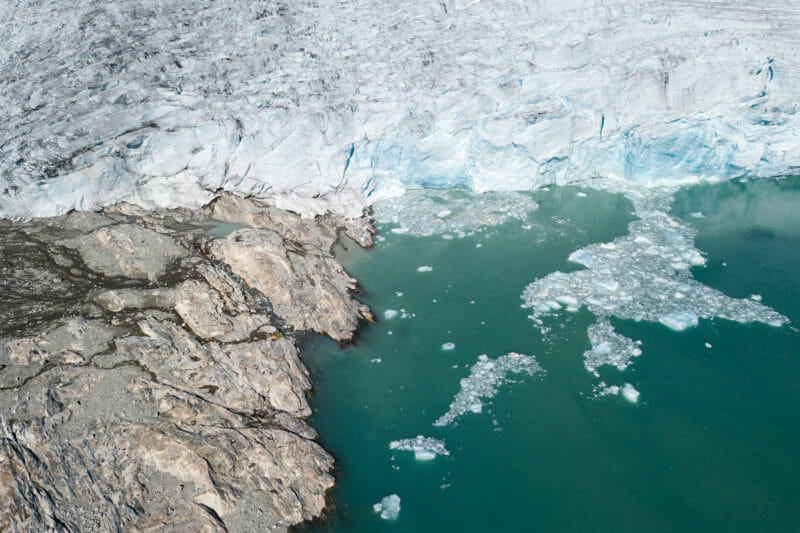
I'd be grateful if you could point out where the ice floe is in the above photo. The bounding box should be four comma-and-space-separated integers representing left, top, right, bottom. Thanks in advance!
441, 342, 456, 351
374, 189, 538, 237
417, 266, 433, 272
390, 436, 449, 460
383, 309, 399, 319
522, 179, 788, 384
434, 352, 544, 426
593, 381, 640, 403
583, 319, 642, 376
373, 494, 401, 520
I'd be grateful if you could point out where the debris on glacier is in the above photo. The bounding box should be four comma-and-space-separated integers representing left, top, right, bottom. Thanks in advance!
374, 189, 538, 237
522, 179, 789, 383
434, 352, 544, 427
390, 436, 450, 460
373, 494, 401, 520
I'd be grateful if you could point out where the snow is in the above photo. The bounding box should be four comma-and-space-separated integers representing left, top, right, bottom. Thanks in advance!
373, 494, 401, 520
3, 1, 800, 220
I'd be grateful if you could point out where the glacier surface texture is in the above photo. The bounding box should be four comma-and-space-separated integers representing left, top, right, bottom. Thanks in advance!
2, 0, 800, 219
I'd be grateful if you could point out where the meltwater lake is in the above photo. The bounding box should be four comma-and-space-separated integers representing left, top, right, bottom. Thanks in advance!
302, 178, 800, 532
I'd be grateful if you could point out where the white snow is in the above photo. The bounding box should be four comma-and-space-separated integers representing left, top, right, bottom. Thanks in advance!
373, 494, 401, 520
3, 1, 800, 220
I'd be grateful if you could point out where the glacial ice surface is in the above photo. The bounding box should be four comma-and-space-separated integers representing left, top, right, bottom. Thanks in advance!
3, 1, 800, 219
390, 436, 449, 460
373, 494, 401, 520
434, 352, 544, 427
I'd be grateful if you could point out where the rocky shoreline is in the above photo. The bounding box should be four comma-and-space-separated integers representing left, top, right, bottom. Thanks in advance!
0, 193, 374, 531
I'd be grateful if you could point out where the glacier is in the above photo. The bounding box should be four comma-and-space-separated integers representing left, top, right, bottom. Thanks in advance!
2, 0, 800, 219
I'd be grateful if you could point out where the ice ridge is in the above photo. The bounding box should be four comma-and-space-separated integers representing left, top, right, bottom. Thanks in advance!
3, 1, 800, 219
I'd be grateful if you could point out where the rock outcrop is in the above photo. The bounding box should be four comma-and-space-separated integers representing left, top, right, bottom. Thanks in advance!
0, 193, 372, 531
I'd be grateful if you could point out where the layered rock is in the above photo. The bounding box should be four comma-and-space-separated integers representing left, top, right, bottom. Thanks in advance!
0, 193, 372, 531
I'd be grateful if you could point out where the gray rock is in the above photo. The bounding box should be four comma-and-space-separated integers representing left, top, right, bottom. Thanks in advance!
0, 194, 372, 531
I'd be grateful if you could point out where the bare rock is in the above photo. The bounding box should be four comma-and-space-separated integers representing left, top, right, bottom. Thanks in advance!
70, 224, 187, 281
0, 194, 374, 531
207, 228, 373, 342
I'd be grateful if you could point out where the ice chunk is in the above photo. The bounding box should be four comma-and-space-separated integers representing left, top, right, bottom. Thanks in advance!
417, 266, 433, 272
434, 352, 544, 426
441, 342, 456, 351
390, 436, 449, 460
522, 180, 788, 390
659, 310, 699, 331
373, 494, 401, 520
390, 227, 409, 234
373, 190, 538, 237
583, 319, 642, 375
622, 383, 640, 403
384, 309, 399, 319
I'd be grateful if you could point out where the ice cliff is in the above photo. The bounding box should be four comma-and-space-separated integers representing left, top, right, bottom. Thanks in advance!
2, 0, 800, 219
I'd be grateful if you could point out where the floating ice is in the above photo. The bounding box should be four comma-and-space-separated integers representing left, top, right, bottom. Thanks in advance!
390, 436, 449, 460
592, 381, 639, 403
441, 343, 456, 351
659, 310, 699, 331
373, 494, 401, 520
374, 190, 538, 237
390, 227, 410, 234
522, 180, 789, 385
417, 266, 433, 272
384, 309, 399, 320
434, 352, 544, 426
583, 319, 642, 376
622, 383, 640, 403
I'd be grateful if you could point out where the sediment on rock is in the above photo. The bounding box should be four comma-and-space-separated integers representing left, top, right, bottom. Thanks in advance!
0, 193, 372, 532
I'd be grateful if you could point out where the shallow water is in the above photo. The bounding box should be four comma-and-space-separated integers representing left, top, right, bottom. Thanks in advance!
301, 180, 800, 532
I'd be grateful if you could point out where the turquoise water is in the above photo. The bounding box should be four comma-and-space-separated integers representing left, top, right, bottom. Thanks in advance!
301, 180, 800, 532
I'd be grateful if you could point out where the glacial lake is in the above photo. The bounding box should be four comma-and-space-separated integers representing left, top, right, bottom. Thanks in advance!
301, 178, 800, 532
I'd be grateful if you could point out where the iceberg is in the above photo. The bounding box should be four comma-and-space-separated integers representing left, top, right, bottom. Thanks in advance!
435, 352, 544, 427
522, 179, 789, 387
3, 1, 800, 219
373, 494, 401, 520
390, 436, 450, 460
